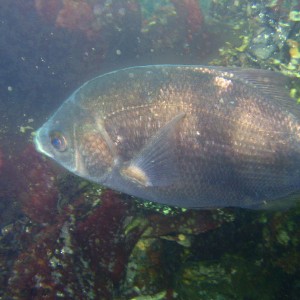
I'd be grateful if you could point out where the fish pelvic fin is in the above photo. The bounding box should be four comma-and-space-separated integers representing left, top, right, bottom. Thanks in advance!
121, 112, 185, 187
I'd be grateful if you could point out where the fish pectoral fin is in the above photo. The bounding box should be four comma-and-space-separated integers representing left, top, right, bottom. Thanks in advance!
121, 112, 185, 187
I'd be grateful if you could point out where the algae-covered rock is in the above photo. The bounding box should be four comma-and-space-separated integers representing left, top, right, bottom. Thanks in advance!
175, 255, 282, 300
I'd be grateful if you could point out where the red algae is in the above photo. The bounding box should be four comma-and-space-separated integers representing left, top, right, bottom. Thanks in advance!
34, 0, 142, 40
33, 0, 204, 55
171, 0, 203, 38
8, 224, 65, 299
6, 173, 225, 299
34, 0, 61, 22
74, 190, 147, 298
7, 189, 146, 299
56, 0, 93, 32
17, 145, 60, 224
0, 147, 3, 172
148, 210, 222, 237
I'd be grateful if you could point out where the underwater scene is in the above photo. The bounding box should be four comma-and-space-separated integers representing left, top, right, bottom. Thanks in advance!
1, 0, 300, 299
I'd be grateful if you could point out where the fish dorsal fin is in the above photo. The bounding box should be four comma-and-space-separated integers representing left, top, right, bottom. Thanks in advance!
229, 68, 290, 101
121, 112, 185, 187
213, 67, 297, 113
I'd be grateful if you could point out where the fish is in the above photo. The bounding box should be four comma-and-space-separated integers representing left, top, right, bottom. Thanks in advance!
34, 65, 300, 209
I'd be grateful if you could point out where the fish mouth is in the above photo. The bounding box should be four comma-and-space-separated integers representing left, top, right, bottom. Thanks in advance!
34, 127, 54, 159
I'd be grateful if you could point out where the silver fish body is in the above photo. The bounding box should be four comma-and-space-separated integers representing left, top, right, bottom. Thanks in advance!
35, 65, 300, 208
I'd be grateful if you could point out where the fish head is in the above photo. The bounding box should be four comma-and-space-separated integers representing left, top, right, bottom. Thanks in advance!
34, 97, 115, 183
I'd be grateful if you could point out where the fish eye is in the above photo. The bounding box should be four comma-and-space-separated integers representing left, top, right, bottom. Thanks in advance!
50, 131, 67, 152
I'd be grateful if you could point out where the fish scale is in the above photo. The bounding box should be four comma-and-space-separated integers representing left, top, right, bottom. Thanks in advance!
35, 65, 300, 209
